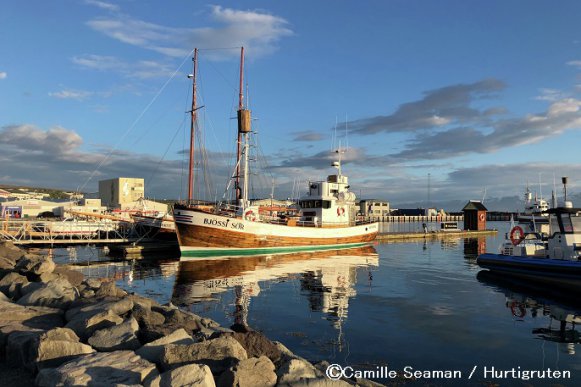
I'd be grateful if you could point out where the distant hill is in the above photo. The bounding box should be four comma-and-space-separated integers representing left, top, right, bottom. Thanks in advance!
0, 184, 76, 200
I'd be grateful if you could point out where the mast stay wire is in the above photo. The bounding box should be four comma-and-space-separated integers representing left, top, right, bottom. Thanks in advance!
77, 48, 196, 194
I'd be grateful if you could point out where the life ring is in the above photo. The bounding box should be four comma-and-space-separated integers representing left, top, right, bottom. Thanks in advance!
509, 226, 525, 246
510, 301, 526, 318
337, 207, 345, 216
244, 210, 256, 222
479, 213, 485, 222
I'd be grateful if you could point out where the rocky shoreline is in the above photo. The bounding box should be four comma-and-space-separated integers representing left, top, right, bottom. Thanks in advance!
0, 241, 381, 387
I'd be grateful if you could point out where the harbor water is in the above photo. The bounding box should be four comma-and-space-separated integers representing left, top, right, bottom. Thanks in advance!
45, 221, 581, 385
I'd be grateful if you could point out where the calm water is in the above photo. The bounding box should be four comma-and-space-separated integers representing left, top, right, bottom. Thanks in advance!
46, 221, 581, 386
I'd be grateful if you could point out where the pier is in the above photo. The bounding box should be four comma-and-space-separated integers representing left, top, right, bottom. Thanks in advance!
376, 229, 497, 242
365, 215, 463, 223
0, 219, 158, 245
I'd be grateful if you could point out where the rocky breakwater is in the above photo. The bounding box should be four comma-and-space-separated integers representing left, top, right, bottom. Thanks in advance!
0, 242, 381, 387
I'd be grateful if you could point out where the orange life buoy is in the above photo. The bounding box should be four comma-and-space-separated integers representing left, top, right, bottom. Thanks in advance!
244, 210, 256, 221
479, 213, 485, 222
510, 301, 526, 318
337, 207, 345, 216
509, 226, 525, 246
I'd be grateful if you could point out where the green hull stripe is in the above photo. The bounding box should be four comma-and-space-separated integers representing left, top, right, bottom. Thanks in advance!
179, 242, 370, 258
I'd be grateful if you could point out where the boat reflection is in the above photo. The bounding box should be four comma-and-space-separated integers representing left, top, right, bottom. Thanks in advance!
477, 270, 581, 353
171, 246, 379, 334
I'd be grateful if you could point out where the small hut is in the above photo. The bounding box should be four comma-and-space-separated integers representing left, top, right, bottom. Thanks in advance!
462, 201, 487, 231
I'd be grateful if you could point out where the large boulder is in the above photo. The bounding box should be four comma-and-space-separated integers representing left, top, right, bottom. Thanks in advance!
95, 280, 127, 298
217, 355, 277, 387
136, 328, 195, 364
160, 335, 248, 373
15, 254, 55, 276
146, 363, 215, 387
0, 241, 24, 267
213, 331, 282, 363
64, 309, 123, 341
16, 277, 77, 309
65, 297, 133, 322
35, 350, 158, 386
87, 317, 141, 351
0, 272, 29, 299
0, 300, 64, 360
276, 358, 318, 385
6, 327, 94, 371
40, 266, 84, 287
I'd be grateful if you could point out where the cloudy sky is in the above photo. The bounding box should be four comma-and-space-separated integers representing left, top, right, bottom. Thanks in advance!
2, 1, 581, 209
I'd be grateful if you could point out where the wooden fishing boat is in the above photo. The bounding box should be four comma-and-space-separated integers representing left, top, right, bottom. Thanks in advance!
173, 48, 378, 258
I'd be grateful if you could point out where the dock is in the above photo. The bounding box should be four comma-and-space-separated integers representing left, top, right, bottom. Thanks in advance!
376, 229, 497, 241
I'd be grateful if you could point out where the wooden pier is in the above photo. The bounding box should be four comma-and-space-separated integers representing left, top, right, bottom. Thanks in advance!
366, 215, 463, 223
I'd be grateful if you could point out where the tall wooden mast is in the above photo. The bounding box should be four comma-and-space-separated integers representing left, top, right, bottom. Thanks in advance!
235, 47, 244, 203
187, 48, 198, 203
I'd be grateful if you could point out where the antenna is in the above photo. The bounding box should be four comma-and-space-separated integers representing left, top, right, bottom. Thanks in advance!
562, 176, 569, 202
427, 173, 431, 209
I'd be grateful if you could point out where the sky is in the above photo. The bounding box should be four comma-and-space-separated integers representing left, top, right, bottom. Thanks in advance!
2, 0, 581, 210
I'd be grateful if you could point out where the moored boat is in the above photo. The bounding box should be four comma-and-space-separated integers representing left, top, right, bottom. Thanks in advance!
173, 48, 378, 258
477, 181, 581, 292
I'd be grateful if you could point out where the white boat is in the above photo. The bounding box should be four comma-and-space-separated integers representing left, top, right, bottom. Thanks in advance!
39, 218, 117, 237
173, 48, 378, 258
517, 185, 550, 234
477, 179, 581, 292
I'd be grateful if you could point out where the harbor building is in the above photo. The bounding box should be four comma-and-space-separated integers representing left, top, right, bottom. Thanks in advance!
0, 199, 76, 218
99, 178, 145, 208
462, 200, 488, 231
359, 199, 390, 217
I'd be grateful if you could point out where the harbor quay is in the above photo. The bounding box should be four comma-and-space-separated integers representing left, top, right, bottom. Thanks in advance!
0, 241, 378, 386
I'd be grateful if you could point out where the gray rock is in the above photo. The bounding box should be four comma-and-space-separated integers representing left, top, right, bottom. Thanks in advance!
88, 317, 140, 351
65, 297, 134, 322
35, 350, 158, 387
80, 289, 95, 298
6, 327, 94, 371
147, 363, 216, 387
51, 266, 84, 287
132, 303, 165, 327
0, 300, 64, 329
276, 358, 318, 385
64, 309, 123, 341
214, 331, 282, 363
136, 328, 195, 364
16, 277, 77, 309
84, 277, 102, 290
281, 378, 353, 387
161, 335, 248, 373
0, 241, 25, 264
95, 280, 126, 298
0, 272, 29, 298
218, 356, 277, 387
15, 253, 56, 276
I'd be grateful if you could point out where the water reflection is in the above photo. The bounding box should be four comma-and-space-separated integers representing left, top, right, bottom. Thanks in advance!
477, 270, 581, 354
172, 246, 378, 349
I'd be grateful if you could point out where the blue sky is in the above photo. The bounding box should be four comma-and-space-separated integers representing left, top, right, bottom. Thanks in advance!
2, 0, 581, 208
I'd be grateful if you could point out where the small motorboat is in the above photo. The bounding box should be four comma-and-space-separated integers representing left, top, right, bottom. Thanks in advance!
477, 180, 581, 292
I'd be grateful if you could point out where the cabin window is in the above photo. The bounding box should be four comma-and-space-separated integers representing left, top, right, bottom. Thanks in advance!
562, 216, 574, 233
323, 200, 331, 209
550, 216, 560, 235
570, 214, 581, 233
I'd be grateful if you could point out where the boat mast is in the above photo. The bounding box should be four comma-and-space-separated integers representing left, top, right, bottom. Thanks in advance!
236, 47, 252, 208
187, 48, 198, 203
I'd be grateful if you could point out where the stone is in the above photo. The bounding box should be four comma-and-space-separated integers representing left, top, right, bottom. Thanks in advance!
132, 303, 165, 327
6, 327, 94, 371
161, 335, 248, 373
15, 253, 56, 276
215, 331, 282, 363
0, 300, 64, 329
146, 363, 216, 387
51, 266, 84, 287
35, 350, 158, 386
88, 317, 141, 351
218, 356, 277, 387
136, 328, 195, 364
0, 272, 29, 298
16, 277, 77, 309
64, 309, 123, 341
276, 358, 318, 385
280, 378, 353, 387
95, 280, 126, 298
80, 289, 95, 298
65, 296, 134, 322
0, 241, 25, 263
84, 277, 102, 290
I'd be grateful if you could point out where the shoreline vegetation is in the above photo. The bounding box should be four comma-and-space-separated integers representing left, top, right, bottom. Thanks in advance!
0, 241, 382, 387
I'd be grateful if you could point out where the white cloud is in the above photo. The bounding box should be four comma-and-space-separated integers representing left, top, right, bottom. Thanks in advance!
85, 6, 293, 60
72, 54, 174, 79
84, 0, 119, 12
0, 72, 7, 79
49, 89, 94, 101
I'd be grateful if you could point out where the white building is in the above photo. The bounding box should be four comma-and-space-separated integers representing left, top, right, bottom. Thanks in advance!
359, 199, 390, 217
99, 177, 145, 208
